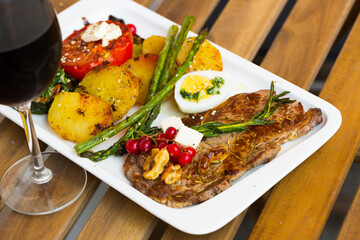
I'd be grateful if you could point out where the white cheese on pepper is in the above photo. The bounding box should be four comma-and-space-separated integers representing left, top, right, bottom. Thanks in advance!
81, 21, 122, 47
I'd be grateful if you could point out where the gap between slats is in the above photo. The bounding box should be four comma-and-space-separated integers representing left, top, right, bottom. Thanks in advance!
337, 181, 360, 239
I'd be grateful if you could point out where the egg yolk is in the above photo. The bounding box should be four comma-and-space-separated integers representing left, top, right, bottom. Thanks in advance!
180, 75, 214, 102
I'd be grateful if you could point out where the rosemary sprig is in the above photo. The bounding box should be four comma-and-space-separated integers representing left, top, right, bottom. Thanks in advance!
190, 81, 294, 137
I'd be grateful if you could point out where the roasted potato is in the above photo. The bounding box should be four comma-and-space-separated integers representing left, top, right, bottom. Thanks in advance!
176, 37, 223, 73
142, 35, 166, 55
143, 36, 222, 73
79, 65, 140, 121
123, 54, 158, 105
48, 92, 113, 143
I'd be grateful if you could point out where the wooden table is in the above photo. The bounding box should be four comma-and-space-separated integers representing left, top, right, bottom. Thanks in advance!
1, 0, 360, 239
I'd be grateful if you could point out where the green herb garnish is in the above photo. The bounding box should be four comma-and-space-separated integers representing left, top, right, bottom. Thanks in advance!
212, 76, 224, 88
190, 81, 294, 137
180, 88, 201, 102
180, 76, 225, 102
31, 67, 76, 114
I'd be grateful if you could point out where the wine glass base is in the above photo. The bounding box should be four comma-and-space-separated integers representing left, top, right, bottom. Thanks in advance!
0, 152, 87, 215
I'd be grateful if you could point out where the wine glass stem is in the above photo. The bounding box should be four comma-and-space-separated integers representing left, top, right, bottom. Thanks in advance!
17, 103, 53, 184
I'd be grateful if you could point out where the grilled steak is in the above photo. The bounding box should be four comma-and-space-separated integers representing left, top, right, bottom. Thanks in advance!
123, 89, 323, 208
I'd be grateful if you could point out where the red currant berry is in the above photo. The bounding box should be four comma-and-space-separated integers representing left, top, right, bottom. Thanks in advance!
178, 152, 192, 166
155, 139, 166, 146
139, 135, 151, 142
126, 23, 136, 36
165, 127, 177, 139
167, 143, 181, 160
155, 142, 168, 149
125, 139, 140, 154
156, 133, 168, 140
185, 146, 196, 158
139, 139, 153, 153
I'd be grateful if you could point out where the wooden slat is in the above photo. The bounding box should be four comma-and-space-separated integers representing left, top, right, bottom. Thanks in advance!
261, 0, 355, 89
208, 0, 287, 60
161, 217, 245, 240
50, 0, 77, 13
337, 184, 360, 240
51, 0, 154, 13
0, 118, 100, 240
0, 1, 102, 239
133, 0, 154, 8
155, 0, 221, 33
249, 9, 360, 240
77, 188, 158, 240
0, 119, 47, 209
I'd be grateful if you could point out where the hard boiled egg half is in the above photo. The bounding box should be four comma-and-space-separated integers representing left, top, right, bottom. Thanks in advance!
174, 71, 232, 113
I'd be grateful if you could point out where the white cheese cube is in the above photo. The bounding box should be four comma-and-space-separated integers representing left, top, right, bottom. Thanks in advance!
175, 126, 203, 149
160, 116, 184, 132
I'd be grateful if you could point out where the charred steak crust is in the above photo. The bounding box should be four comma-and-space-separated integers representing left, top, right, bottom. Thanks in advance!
123, 90, 323, 208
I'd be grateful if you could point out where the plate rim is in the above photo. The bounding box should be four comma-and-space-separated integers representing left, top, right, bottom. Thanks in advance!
0, 0, 342, 234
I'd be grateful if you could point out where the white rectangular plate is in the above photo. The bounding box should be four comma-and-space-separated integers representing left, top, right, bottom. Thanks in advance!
0, 0, 342, 234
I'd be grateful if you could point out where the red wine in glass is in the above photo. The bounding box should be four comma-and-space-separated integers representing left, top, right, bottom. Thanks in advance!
0, 0, 87, 215
0, 1, 62, 105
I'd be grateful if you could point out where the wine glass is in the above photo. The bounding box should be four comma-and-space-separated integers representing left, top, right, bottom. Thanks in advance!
0, 0, 87, 215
